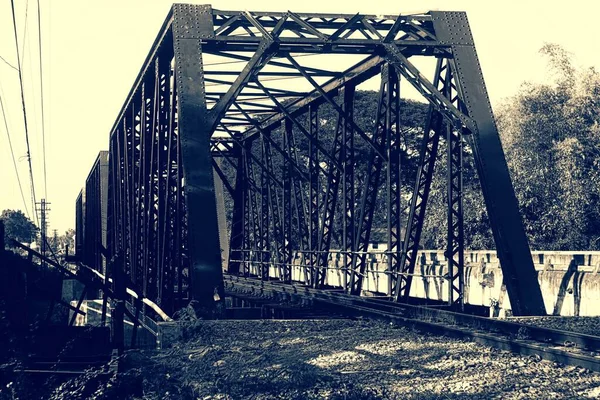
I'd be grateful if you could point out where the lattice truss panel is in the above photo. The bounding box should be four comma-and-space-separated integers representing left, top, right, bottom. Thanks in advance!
105, 4, 545, 316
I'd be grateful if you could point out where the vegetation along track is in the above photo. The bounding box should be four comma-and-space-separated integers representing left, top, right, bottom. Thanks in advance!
223, 274, 600, 372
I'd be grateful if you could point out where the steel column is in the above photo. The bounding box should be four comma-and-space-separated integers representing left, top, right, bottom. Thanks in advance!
431, 11, 545, 315
172, 5, 224, 308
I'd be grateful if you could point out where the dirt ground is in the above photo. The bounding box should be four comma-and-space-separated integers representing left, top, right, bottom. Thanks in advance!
61, 318, 600, 400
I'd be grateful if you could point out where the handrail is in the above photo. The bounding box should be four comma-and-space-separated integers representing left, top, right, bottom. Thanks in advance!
8, 239, 172, 322
82, 265, 172, 322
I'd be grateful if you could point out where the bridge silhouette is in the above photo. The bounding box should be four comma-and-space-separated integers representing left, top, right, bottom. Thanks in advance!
73, 4, 546, 318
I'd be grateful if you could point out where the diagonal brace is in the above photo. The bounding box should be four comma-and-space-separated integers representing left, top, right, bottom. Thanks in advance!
286, 54, 386, 160
382, 43, 475, 132
253, 78, 343, 172
208, 38, 278, 133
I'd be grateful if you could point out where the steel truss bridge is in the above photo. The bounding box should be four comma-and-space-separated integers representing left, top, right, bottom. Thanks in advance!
75, 4, 546, 317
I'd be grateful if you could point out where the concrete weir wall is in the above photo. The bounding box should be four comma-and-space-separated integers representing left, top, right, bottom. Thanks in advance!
261, 250, 600, 316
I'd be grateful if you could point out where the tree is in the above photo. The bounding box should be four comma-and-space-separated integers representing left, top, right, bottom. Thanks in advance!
418, 44, 600, 251
57, 229, 76, 255
496, 44, 600, 250
419, 138, 494, 250
218, 90, 430, 247
1, 209, 37, 247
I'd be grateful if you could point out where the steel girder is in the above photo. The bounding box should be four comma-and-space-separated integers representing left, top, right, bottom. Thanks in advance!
81, 151, 109, 274
307, 106, 320, 287
101, 4, 545, 316
430, 12, 545, 315
393, 58, 447, 303
349, 64, 400, 295
445, 62, 466, 310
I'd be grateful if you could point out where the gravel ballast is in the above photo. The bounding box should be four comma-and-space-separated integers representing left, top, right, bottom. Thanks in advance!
511, 316, 600, 337
96, 319, 600, 399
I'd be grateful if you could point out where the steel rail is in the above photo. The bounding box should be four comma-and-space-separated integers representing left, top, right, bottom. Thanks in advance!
223, 274, 600, 372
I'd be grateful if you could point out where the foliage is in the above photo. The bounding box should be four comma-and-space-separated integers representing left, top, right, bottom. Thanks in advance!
419, 142, 494, 250
55, 228, 76, 255
220, 90, 429, 247
497, 44, 600, 250
0, 209, 37, 247
219, 45, 600, 251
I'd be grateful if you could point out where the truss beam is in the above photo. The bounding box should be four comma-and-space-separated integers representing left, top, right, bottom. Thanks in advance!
98, 4, 545, 317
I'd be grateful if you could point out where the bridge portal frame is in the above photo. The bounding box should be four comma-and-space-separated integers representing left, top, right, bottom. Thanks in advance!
105, 4, 545, 316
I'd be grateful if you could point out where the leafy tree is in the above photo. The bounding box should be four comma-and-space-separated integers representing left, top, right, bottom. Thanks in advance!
57, 229, 76, 255
221, 48, 600, 253
219, 91, 430, 247
422, 44, 600, 251
1, 209, 38, 247
497, 44, 600, 250
418, 137, 494, 250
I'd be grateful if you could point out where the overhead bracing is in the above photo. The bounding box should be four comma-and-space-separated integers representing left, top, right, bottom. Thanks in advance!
101, 4, 545, 316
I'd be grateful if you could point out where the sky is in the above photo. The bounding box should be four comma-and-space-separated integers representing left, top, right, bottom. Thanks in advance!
0, 0, 599, 235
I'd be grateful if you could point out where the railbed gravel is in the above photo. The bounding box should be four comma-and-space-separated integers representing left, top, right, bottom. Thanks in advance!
111, 319, 600, 399
512, 316, 600, 337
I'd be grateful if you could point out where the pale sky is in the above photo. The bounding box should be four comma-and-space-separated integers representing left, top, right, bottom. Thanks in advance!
0, 0, 599, 234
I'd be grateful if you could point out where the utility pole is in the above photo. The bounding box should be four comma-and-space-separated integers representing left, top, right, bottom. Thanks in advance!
52, 229, 58, 254
36, 199, 50, 264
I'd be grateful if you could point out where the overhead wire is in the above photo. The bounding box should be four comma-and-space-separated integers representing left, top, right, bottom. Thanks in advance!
0, 54, 18, 72
0, 81, 31, 219
10, 0, 38, 224
24, 7, 41, 190
36, 0, 47, 199
19, 0, 30, 66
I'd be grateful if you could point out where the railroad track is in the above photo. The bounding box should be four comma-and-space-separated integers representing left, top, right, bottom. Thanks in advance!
7, 349, 118, 379
224, 274, 600, 372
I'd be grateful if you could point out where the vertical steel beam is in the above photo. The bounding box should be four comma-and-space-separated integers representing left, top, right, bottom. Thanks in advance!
241, 146, 253, 276
171, 4, 224, 308
286, 120, 310, 281
156, 49, 172, 309
259, 136, 271, 280
159, 61, 181, 312
431, 11, 545, 315
308, 105, 320, 287
228, 151, 246, 275
263, 134, 285, 280
317, 86, 355, 288
394, 58, 446, 301
282, 124, 293, 282
342, 88, 355, 292
149, 59, 161, 303
386, 70, 401, 296
350, 64, 395, 295
133, 91, 144, 290
446, 120, 464, 309
214, 159, 230, 271
443, 61, 465, 309
176, 127, 186, 306
107, 135, 116, 260
245, 147, 261, 277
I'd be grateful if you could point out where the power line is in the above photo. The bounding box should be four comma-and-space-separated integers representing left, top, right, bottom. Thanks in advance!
0, 81, 31, 219
10, 0, 38, 225
36, 0, 47, 199
0, 54, 18, 72
20, 0, 30, 66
